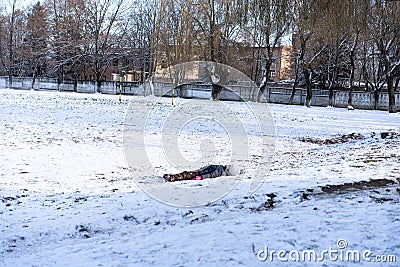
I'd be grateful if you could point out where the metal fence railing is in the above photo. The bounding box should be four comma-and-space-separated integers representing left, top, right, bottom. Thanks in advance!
1, 76, 399, 110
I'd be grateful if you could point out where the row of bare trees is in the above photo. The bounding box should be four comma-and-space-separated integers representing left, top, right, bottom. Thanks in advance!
0, 0, 142, 92
0, 0, 399, 111
291, 0, 400, 112
153, 0, 399, 112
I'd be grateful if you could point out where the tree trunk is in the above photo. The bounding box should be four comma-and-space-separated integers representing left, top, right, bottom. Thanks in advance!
328, 85, 334, 107
8, 75, 13, 89
387, 76, 397, 113
306, 87, 312, 108
258, 80, 267, 103
95, 64, 102, 93
97, 79, 102, 93
31, 70, 36, 90
257, 60, 272, 103
73, 67, 78, 93
374, 90, 380, 110
289, 83, 297, 105
348, 87, 353, 107
382, 48, 397, 113
57, 70, 62, 92
209, 0, 216, 62
289, 58, 300, 105
303, 67, 312, 107
212, 84, 222, 100
348, 52, 356, 106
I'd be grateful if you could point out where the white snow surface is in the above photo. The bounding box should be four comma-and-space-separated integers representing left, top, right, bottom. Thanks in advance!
0, 89, 399, 266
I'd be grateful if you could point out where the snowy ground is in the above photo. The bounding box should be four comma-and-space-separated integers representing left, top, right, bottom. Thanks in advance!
0, 89, 399, 266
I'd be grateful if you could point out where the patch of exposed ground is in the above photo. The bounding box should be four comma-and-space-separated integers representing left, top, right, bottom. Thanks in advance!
299, 178, 400, 202
299, 131, 400, 146
319, 178, 400, 193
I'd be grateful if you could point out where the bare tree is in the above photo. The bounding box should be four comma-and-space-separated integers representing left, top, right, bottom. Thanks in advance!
25, 1, 50, 89
347, 0, 368, 107
292, 0, 318, 107
314, 1, 351, 106
0, 0, 27, 87
123, 1, 155, 82
8, 0, 17, 87
48, 0, 82, 90
360, 0, 400, 112
0, 7, 5, 75
155, 0, 195, 69
371, 1, 399, 113
243, 0, 291, 102
82, 0, 129, 93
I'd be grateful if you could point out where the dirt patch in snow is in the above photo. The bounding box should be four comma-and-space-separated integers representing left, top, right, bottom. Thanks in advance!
319, 178, 399, 193
300, 133, 364, 145
249, 193, 277, 212
299, 178, 400, 205
299, 178, 400, 202
299, 131, 400, 146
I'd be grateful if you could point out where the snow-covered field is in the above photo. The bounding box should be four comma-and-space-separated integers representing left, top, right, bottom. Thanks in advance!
0, 89, 399, 266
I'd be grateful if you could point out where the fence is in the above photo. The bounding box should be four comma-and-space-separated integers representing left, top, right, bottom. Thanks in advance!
1, 76, 399, 110
333, 91, 400, 110
148, 81, 400, 110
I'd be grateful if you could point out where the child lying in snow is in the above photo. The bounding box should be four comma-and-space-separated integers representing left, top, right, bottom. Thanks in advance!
163, 164, 239, 182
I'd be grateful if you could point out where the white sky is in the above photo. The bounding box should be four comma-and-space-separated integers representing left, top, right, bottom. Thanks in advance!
1, 0, 38, 10
21, 0, 40, 8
